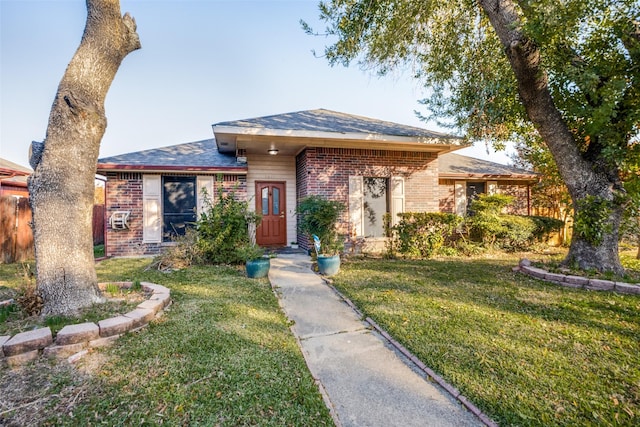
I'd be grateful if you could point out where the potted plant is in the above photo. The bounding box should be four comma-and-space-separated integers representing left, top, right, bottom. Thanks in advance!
290, 241, 299, 249
238, 243, 270, 279
297, 195, 345, 276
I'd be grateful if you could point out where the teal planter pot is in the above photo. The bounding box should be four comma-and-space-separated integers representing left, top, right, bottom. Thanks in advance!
246, 258, 270, 278
317, 254, 340, 276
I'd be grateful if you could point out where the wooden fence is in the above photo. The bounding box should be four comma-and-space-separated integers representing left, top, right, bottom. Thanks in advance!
93, 204, 105, 245
0, 197, 34, 263
0, 197, 105, 263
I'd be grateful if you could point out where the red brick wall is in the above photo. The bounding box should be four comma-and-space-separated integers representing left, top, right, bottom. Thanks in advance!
439, 179, 456, 213
105, 172, 246, 257
296, 147, 439, 238
104, 172, 151, 257
499, 182, 531, 215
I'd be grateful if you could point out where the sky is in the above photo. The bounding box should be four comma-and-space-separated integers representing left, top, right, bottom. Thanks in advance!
0, 0, 513, 169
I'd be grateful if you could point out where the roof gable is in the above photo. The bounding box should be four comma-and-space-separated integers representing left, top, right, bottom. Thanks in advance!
213, 109, 455, 139
212, 109, 463, 155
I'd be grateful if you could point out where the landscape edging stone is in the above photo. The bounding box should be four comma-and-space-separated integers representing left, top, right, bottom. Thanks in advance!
1, 282, 170, 367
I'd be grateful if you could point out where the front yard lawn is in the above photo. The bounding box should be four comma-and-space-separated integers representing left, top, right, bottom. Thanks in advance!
0, 258, 333, 426
332, 254, 640, 426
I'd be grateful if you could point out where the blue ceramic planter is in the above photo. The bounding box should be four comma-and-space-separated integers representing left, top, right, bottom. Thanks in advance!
246, 258, 270, 278
317, 254, 340, 276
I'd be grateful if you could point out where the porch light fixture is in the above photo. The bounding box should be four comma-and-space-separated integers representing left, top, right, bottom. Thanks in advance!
268, 148, 279, 155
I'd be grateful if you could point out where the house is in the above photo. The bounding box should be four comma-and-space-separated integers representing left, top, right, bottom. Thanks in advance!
0, 158, 31, 198
97, 109, 537, 257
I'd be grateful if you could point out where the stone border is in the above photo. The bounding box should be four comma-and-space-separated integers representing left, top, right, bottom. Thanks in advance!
0, 282, 171, 368
516, 259, 640, 295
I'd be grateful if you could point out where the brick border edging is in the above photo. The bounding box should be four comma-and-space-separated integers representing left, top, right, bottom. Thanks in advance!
0, 282, 171, 368
322, 279, 499, 427
516, 259, 640, 294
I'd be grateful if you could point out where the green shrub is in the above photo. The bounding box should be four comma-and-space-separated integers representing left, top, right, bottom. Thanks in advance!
297, 195, 345, 255
465, 194, 563, 251
498, 214, 537, 251
197, 185, 261, 264
529, 215, 565, 241
465, 194, 514, 245
389, 212, 462, 258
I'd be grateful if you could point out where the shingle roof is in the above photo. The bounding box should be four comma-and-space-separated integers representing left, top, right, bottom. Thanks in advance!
0, 158, 31, 187
97, 139, 245, 171
0, 158, 32, 174
439, 153, 537, 179
213, 109, 458, 139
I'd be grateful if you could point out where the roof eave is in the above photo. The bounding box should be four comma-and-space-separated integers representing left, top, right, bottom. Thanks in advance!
96, 164, 247, 174
439, 173, 539, 182
213, 125, 462, 144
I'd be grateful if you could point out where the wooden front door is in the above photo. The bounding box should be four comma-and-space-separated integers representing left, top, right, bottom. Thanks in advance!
256, 182, 286, 246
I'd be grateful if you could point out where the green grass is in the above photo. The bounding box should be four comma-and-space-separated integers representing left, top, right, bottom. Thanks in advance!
93, 244, 105, 258
332, 254, 640, 427
0, 258, 333, 426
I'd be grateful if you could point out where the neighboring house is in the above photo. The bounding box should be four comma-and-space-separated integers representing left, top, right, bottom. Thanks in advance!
0, 158, 31, 198
97, 109, 537, 257
438, 152, 537, 217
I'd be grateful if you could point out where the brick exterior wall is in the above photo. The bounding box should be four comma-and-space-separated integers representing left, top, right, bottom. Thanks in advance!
438, 178, 531, 215
105, 172, 246, 257
295, 147, 439, 244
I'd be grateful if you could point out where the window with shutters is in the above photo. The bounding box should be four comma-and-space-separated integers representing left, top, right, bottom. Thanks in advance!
363, 177, 389, 238
162, 176, 197, 241
349, 175, 404, 238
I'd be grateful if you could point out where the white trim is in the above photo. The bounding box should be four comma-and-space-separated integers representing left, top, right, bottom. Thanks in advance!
454, 181, 467, 217
196, 175, 214, 217
488, 180, 498, 195
349, 175, 364, 237
142, 175, 162, 243
390, 176, 405, 227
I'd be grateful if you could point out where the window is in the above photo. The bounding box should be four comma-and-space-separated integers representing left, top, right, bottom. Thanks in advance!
454, 180, 497, 216
466, 182, 486, 214
363, 177, 389, 237
349, 175, 404, 238
143, 175, 213, 244
162, 176, 196, 241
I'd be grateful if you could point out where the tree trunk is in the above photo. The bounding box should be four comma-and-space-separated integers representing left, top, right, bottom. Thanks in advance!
479, 0, 624, 274
28, 0, 140, 316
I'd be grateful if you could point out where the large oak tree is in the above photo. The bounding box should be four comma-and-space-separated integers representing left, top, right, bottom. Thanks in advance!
28, 0, 140, 316
309, 0, 639, 273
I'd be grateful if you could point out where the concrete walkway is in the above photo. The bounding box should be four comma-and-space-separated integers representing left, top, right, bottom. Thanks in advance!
269, 253, 486, 427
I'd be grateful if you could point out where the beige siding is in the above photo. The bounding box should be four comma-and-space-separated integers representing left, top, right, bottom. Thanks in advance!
247, 154, 297, 246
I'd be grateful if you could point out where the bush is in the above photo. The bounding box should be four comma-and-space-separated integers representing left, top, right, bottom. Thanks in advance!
465, 194, 514, 245
154, 228, 202, 270
297, 195, 345, 255
529, 215, 565, 241
498, 215, 537, 251
389, 212, 461, 258
197, 186, 261, 264
465, 194, 563, 251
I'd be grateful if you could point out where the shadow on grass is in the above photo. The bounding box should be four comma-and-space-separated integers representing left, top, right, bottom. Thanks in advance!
1, 258, 333, 427
333, 257, 640, 426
